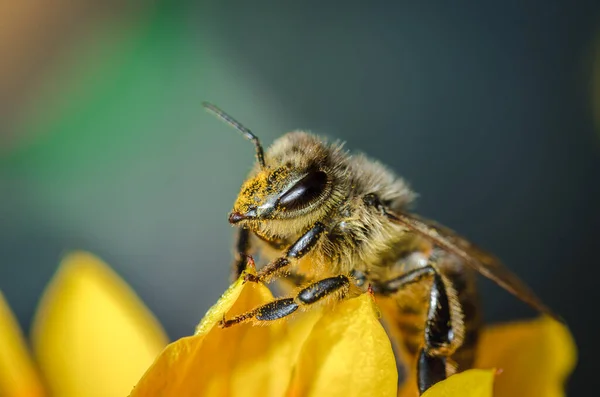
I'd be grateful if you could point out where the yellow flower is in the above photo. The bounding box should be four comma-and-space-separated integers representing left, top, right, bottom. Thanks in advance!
0, 252, 169, 397
131, 265, 576, 397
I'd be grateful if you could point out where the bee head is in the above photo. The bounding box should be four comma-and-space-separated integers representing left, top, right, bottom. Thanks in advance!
229, 161, 332, 224
203, 103, 347, 235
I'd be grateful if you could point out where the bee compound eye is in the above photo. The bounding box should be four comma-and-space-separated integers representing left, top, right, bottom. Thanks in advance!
277, 170, 328, 211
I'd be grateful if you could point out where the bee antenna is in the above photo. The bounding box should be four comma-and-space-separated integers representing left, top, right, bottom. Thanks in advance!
202, 102, 266, 169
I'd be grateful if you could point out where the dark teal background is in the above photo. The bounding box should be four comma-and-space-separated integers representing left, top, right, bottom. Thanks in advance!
1, 1, 599, 394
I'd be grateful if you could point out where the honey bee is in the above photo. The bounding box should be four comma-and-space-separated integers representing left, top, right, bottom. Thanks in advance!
202, 102, 559, 395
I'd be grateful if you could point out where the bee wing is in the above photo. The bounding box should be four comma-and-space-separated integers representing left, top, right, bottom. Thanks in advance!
385, 210, 561, 322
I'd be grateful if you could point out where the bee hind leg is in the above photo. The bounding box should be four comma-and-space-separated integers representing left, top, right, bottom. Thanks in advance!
219, 274, 351, 328
374, 265, 462, 395
417, 269, 455, 394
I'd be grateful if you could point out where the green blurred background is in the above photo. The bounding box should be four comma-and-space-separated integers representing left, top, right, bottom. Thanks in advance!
1, 1, 599, 394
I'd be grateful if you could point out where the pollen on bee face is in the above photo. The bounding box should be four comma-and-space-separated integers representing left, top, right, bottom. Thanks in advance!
234, 167, 291, 213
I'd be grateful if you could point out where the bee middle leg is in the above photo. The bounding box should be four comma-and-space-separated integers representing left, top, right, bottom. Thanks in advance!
374, 265, 463, 395
219, 274, 351, 328
243, 222, 326, 283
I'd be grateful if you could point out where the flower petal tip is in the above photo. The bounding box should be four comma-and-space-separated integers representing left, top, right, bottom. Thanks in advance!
422, 369, 496, 397
244, 256, 257, 274
194, 274, 245, 335
475, 315, 577, 397
31, 251, 168, 397
0, 291, 45, 397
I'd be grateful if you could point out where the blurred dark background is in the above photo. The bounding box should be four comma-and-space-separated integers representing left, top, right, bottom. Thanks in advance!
1, 1, 599, 394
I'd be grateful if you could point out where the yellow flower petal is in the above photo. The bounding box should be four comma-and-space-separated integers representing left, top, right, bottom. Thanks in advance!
287, 293, 398, 397
194, 272, 249, 336
131, 270, 298, 397
422, 369, 495, 397
476, 316, 576, 397
31, 251, 169, 397
0, 291, 45, 397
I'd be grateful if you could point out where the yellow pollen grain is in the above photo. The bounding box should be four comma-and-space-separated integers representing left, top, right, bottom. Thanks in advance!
234, 167, 290, 213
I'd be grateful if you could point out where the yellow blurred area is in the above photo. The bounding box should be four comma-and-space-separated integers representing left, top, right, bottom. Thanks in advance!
31, 252, 169, 397
0, 292, 45, 397
0, 252, 168, 397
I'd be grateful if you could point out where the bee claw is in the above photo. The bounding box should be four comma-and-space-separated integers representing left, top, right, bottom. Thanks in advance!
244, 255, 257, 272
218, 315, 229, 329
367, 283, 375, 295
243, 273, 260, 283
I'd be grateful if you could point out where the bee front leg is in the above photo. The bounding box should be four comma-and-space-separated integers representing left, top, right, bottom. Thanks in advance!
374, 265, 463, 396
219, 275, 351, 328
244, 222, 326, 283
231, 227, 252, 281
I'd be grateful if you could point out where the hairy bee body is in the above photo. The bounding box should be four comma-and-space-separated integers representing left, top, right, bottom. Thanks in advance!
241, 132, 479, 383
204, 102, 556, 395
